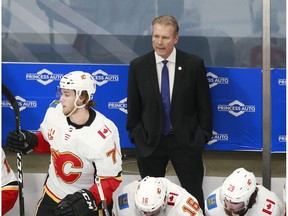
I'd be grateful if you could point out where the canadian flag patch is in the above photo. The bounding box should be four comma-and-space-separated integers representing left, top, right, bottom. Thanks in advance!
98, 125, 112, 139
262, 199, 275, 215
167, 192, 179, 206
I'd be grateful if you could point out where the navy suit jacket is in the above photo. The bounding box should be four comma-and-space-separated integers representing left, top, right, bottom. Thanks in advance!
126, 49, 212, 157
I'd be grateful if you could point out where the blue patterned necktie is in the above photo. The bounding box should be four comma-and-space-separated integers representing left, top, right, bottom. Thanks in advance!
161, 60, 171, 135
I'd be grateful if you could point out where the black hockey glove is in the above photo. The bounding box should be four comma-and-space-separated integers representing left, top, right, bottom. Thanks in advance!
55, 189, 99, 216
6, 130, 38, 154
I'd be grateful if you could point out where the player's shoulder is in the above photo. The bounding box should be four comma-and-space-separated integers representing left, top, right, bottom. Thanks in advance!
94, 110, 119, 131
257, 185, 280, 199
45, 100, 62, 117
114, 181, 139, 212
166, 180, 184, 195
166, 181, 204, 216
250, 186, 283, 216
1, 148, 5, 159
165, 180, 194, 208
256, 185, 283, 206
115, 180, 139, 196
49, 100, 60, 108
205, 187, 222, 212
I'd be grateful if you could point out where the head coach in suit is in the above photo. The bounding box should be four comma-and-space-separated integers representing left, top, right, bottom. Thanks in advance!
126, 15, 212, 211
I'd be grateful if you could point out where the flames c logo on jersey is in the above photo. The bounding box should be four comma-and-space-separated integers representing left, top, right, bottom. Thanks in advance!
51, 149, 83, 184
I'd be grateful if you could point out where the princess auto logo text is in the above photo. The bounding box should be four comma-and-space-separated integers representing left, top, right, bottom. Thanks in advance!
108, 98, 127, 114
26, 69, 63, 85
217, 100, 256, 117
208, 131, 229, 145
206, 72, 229, 88
2, 96, 37, 111
92, 70, 119, 86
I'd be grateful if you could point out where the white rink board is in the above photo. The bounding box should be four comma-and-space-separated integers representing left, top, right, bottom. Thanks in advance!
5, 174, 285, 216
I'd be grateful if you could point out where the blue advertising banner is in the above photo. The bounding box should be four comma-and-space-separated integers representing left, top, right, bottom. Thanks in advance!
2, 63, 286, 152
271, 69, 286, 152
206, 67, 263, 151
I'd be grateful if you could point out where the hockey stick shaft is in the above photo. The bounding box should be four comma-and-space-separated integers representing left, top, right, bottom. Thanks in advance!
2, 84, 25, 216
95, 177, 110, 216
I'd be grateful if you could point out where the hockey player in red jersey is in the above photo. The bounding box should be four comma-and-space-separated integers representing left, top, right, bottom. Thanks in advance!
6, 71, 122, 216
1, 148, 19, 215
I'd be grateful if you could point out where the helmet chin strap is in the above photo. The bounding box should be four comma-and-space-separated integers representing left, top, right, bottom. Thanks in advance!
65, 106, 77, 117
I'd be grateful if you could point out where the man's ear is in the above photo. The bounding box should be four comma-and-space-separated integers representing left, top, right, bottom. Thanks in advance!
174, 34, 179, 44
77, 95, 86, 105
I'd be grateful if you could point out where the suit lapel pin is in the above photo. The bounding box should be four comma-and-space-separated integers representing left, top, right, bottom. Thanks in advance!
178, 66, 182, 70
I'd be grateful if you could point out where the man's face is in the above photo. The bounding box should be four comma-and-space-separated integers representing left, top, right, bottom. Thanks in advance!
152, 23, 178, 59
224, 199, 246, 216
59, 89, 76, 115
